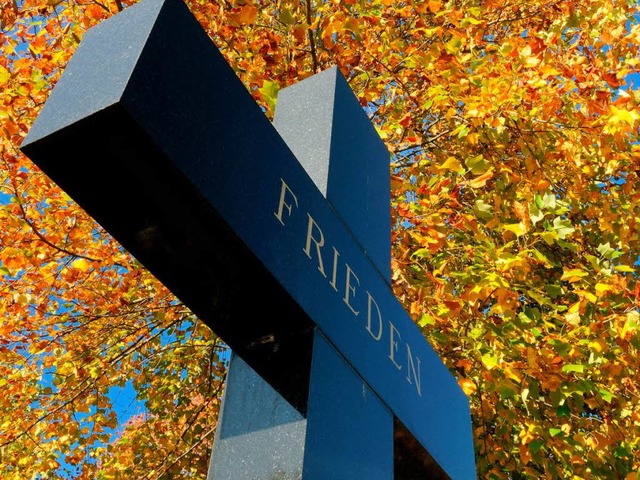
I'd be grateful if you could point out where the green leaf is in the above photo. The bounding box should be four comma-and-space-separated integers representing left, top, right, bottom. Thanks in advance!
552, 217, 575, 239
527, 289, 555, 307
545, 283, 564, 298
597, 242, 616, 259
539, 193, 556, 209
549, 427, 563, 437
529, 438, 545, 454
613, 445, 630, 459
422, 99, 434, 110
498, 380, 518, 399
259, 80, 280, 113
549, 339, 571, 356
473, 199, 493, 220
481, 353, 499, 369
418, 313, 436, 327
521, 387, 530, 413
539, 230, 558, 245
562, 364, 585, 374
0, 266, 9, 276
532, 248, 554, 267
411, 248, 430, 259
469, 327, 484, 339
463, 16, 482, 25
456, 125, 470, 138
529, 202, 545, 225
278, 8, 296, 25
431, 331, 449, 344
598, 388, 615, 403
464, 154, 489, 175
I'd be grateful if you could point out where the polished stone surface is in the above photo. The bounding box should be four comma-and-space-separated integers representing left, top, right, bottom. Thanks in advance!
303, 331, 393, 479
208, 354, 306, 480
273, 66, 391, 281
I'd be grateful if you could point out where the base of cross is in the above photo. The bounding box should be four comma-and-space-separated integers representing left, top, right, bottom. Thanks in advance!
208, 329, 449, 480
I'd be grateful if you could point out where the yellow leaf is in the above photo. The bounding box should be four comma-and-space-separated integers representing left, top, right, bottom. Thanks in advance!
574, 289, 597, 304
15, 293, 30, 305
481, 353, 499, 370
609, 105, 639, 126
589, 339, 606, 353
614, 265, 635, 273
503, 222, 527, 237
525, 56, 541, 68
567, 301, 580, 314
560, 268, 588, 282
565, 309, 581, 326
466, 132, 479, 145
438, 156, 464, 173
375, 125, 389, 140
504, 366, 522, 383
595, 283, 614, 297
540, 64, 561, 78
72, 258, 90, 272
538, 231, 556, 245
57, 361, 76, 376
621, 311, 639, 339
0, 65, 10, 85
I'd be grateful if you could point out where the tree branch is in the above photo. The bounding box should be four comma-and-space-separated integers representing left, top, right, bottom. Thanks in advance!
306, 0, 319, 72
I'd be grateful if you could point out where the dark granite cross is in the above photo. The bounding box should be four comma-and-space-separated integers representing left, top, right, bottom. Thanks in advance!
20, 0, 476, 477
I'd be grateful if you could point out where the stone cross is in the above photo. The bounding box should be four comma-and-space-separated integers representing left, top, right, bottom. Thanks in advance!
20, 0, 476, 477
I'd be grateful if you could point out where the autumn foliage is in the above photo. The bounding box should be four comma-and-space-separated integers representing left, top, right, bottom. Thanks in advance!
2, 0, 640, 478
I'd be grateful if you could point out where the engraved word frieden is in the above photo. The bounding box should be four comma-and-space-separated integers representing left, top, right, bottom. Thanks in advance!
275, 178, 422, 397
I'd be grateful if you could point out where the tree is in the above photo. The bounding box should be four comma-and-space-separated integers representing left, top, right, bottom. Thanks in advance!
1, 0, 639, 478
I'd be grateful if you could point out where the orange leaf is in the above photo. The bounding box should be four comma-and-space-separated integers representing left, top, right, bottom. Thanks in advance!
428, 1, 442, 13
512, 201, 528, 223
458, 377, 477, 396
603, 72, 621, 88
467, 169, 493, 189
391, 174, 404, 190
232, 5, 258, 26
85, 4, 105, 20
399, 113, 412, 127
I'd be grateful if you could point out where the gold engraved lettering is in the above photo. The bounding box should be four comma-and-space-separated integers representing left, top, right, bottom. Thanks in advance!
388, 322, 402, 370
274, 178, 298, 226
406, 343, 422, 396
343, 263, 360, 316
303, 214, 326, 277
366, 292, 383, 340
329, 246, 340, 292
